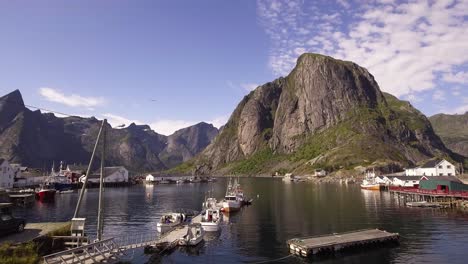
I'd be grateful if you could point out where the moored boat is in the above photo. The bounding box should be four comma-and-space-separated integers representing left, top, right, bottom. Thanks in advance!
36, 185, 56, 201
200, 207, 221, 232
178, 223, 205, 246
157, 213, 186, 233
360, 171, 380, 190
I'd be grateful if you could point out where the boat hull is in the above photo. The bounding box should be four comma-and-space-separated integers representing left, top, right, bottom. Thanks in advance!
36, 190, 56, 201
157, 222, 178, 233
201, 222, 220, 232
360, 184, 380, 190
222, 201, 241, 212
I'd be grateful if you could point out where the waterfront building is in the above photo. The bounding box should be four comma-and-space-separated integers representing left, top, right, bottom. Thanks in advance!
388, 176, 422, 187
0, 159, 14, 189
80, 166, 129, 183
146, 174, 156, 182
405, 159, 456, 177
419, 176, 468, 192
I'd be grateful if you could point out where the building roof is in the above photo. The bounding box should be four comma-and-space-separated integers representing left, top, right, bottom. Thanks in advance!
89, 166, 127, 179
420, 159, 443, 168
421, 175, 462, 183
387, 176, 422, 181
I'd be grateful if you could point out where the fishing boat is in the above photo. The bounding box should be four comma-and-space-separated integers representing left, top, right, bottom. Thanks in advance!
360, 171, 380, 190
36, 185, 56, 201
222, 178, 242, 212
200, 207, 221, 232
157, 213, 186, 233
178, 223, 205, 246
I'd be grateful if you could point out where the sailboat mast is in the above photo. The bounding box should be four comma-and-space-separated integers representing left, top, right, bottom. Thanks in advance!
97, 119, 107, 241
73, 119, 105, 218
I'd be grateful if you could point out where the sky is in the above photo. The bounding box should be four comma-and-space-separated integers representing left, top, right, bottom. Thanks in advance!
0, 0, 466, 135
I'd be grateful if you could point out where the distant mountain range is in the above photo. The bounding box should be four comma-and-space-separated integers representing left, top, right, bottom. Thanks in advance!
180, 53, 465, 175
1, 54, 466, 176
0, 90, 218, 172
429, 112, 468, 158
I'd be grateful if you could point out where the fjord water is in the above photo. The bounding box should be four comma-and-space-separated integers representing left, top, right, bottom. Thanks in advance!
13, 178, 468, 263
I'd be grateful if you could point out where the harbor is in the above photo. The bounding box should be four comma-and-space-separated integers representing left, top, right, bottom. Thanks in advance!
2, 179, 468, 263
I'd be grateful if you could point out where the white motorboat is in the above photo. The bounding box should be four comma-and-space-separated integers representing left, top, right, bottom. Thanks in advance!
222, 178, 242, 212
282, 173, 295, 182
200, 207, 221, 232
157, 213, 186, 233
178, 223, 205, 246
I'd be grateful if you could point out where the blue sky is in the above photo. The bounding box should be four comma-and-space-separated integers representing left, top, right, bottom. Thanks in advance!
0, 0, 466, 135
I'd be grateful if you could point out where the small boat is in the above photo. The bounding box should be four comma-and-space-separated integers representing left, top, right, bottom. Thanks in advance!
200, 207, 221, 232
282, 173, 295, 182
178, 223, 205, 246
360, 171, 380, 190
189, 177, 201, 183
157, 213, 186, 233
58, 189, 74, 194
36, 185, 56, 201
176, 179, 184, 184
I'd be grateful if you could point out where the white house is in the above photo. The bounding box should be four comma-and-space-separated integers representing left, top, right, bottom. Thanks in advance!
80, 166, 129, 184
0, 159, 15, 189
405, 159, 456, 177
145, 174, 156, 182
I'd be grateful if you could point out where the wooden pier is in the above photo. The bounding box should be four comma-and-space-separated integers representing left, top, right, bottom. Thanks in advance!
287, 229, 399, 257
43, 214, 205, 263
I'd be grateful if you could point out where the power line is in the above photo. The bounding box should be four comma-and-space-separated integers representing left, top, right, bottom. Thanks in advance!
2, 99, 81, 118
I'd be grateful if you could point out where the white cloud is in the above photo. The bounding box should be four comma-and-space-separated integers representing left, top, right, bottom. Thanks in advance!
39, 87, 105, 108
149, 120, 197, 136
443, 71, 468, 84
102, 112, 229, 136
256, 0, 468, 98
208, 115, 229, 128
432, 90, 446, 101
102, 113, 143, 129
241, 83, 259, 92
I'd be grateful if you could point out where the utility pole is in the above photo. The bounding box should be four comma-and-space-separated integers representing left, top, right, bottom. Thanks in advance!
73, 120, 105, 218
97, 119, 107, 241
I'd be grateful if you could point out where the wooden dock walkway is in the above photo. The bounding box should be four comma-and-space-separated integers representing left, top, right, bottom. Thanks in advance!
287, 229, 399, 257
43, 214, 204, 263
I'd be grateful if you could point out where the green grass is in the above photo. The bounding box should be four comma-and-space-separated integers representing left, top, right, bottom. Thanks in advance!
0, 242, 40, 264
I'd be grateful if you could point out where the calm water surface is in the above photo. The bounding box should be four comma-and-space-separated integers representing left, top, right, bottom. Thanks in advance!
13, 178, 468, 263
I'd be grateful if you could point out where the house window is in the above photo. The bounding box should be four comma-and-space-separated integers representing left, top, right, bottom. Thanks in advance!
438, 165, 443, 169
448, 173, 452, 176
447, 165, 451, 169
439, 173, 443, 176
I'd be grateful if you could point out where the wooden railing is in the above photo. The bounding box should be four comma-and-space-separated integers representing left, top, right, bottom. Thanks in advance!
389, 186, 468, 198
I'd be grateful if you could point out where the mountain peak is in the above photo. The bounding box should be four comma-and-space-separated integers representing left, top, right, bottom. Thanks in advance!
0, 89, 24, 107
0, 89, 26, 127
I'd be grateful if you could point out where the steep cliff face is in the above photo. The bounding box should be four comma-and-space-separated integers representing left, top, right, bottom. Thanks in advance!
429, 112, 468, 157
0, 90, 218, 171
195, 54, 459, 175
159, 122, 218, 168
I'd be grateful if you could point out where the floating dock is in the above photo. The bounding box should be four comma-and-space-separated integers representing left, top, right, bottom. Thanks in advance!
287, 229, 399, 257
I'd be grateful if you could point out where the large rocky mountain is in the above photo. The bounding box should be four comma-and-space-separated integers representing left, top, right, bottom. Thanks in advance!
0, 90, 218, 172
429, 112, 468, 157
188, 53, 463, 175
